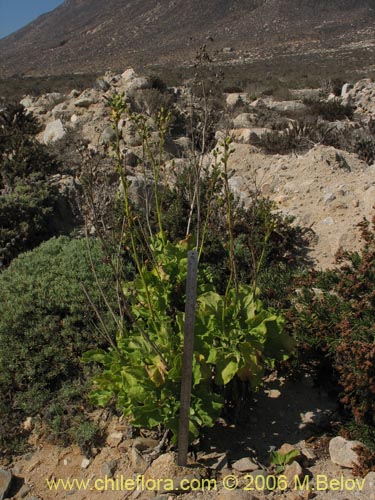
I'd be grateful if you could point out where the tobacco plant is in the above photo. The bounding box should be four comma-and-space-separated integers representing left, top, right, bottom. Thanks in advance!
84, 92, 294, 441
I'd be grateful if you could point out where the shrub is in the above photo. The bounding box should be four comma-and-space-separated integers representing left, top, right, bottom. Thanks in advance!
258, 120, 317, 155
0, 103, 67, 264
304, 98, 354, 121
0, 103, 58, 189
288, 218, 375, 433
0, 236, 117, 454
0, 179, 58, 265
354, 136, 375, 165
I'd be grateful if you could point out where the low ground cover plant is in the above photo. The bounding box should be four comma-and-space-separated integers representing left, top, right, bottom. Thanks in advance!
0, 236, 116, 454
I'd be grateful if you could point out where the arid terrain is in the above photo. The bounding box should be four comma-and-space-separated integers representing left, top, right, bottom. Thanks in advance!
0, 0, 375, 79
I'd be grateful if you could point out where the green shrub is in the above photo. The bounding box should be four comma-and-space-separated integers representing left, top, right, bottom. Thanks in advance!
0, 236, 116, 454
0, 179, 59, 265
0, 104, 68, 264
0, 103, 58, 189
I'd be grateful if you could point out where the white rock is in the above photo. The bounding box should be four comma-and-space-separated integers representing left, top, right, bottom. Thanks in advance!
20, 96, 34, 108
341, 83, 353, 98
43, 119, 66, 144
232, 457, 259, 473
121, 68, 137, 81
80, 458, 91, 469
329, 436, 363, 468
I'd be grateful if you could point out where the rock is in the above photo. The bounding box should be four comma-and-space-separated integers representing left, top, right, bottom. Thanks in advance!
341, 83, 353, 98
233, 113, 256, 128
106, 431, 124, 447
245, 469, 268, 481
43, 119, 66, 144
75, 96, 96, 108
216, 489, 258, 500
284, 461, 304, 488
231, 457, 259, 473
300, 447, 316, 464
198, 452, 228, 472
125, 151, 140, 168
329, 436, 363, 468
51, 102, 73, 121
20, 96, 34, 108
226, 93, 247, 107
363, 471, 375, 495
101, 459, 118, 478
121, 68, 150, 92
323, 192, 336, 204
133, 437, 159, 452
130, 447, 147, 473
121, 68, 137, 81
267, 100, 307, 113
35, 92, 65, 112
249, 98, 267, 108
265, 389, 281, 398
0, 469, 12, 500
18, 483, 31, 498
23, 416, 33, 432
95, 78, 110, 92
100, 126, 116, 145
80, 457, 91, 469
127, 77, 151, 93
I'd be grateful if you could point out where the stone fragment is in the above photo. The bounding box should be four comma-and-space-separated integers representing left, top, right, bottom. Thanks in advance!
23, 416, 33, 432
0, 469, 12, 500
232, 457, 259, 473
101, 459, 118, 478
329, 436, 363, 468
363, 471, 375, 495
133, 437, 159, 452
18, 483, 31, 498
106, 431, 124, 447
216, 489, 258, 500
80, 457, 91, 469
130, 447, 147, 473
284, 460, 304, 488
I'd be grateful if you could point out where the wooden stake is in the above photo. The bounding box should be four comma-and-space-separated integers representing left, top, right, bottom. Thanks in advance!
177, 249, 198, 466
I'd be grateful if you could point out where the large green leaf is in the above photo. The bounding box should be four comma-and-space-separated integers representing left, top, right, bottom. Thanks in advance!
215, 356, 239, 385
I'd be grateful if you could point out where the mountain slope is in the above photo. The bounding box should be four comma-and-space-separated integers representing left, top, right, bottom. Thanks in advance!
0, 0, 374, 77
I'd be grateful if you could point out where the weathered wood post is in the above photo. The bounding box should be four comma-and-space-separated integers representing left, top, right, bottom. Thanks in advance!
177, 249, 198, 466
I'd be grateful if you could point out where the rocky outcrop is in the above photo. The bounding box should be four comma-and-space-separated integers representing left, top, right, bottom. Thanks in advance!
19, 70, 375, 269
